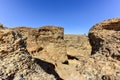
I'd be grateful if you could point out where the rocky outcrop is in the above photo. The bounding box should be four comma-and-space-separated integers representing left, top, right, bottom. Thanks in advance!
0, 29, 56, 80
0, 24, 4, 29
64, 34, 91, 57
0, 18, 120, 80
76, 55, 120, 80
12, 27, 92, 80
39, 26, 64, 40
13, 26, 67, 64
89, 18, 120, 60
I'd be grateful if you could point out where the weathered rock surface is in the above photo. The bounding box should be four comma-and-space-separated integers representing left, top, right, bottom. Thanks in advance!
0, 18, 120, 80
13, 26, 67, 64
0, 24, 3, 29
64, 34, 91, 57
89, 18, 120, 60
0, 29, 56, 80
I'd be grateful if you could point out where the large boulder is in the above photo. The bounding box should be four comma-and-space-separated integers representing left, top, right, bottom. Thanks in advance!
0, 29, 56, 80
88, 18, 120, 60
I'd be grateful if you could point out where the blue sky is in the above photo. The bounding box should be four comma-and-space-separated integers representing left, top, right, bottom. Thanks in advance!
0, 0, 120, 34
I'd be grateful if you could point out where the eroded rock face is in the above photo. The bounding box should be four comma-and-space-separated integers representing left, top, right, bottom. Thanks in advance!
64, 34, 91, 57
0, 21, 119, 80
13, 26, 67, 64
0, 29, 56, 80
0, 24, 3, 29
39, 26, 64, 40
89, 18, 120, 60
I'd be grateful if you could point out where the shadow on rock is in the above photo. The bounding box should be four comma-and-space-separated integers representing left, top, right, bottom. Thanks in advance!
34, 58, 63, 80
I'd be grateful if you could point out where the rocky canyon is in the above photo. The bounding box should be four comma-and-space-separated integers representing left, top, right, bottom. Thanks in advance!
0, 18, 120, 80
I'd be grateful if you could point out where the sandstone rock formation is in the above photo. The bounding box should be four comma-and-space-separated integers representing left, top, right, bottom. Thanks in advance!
0, 18, 120, 80
89, 18, 120, 60
0, 28, 56, 80
0, 24, 3, 28
13, 26, 67, 64
64, 34, 91, 57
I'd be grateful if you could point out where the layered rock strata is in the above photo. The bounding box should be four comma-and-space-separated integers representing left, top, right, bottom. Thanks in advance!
0, 18, 119, 80
89, 18, 120, 60
13, 26, 67, 64
0, 28, 56, 80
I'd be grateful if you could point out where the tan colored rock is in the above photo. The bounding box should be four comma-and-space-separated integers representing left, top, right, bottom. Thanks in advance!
0, 29, 56, 80
39, 26, 64, 40
0, 20, 119, 80
13, 26, 67, 64
0, 24, 3, 29
89, 18, 120, 60
55, 54, 120, 80
80, 55, 120, 80
64, 34, 91, 57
